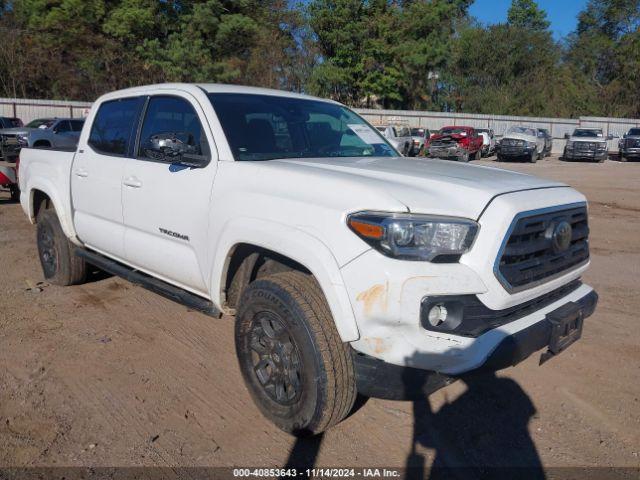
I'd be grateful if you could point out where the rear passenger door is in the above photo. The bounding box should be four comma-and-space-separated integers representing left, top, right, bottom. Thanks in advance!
121, 93, 217, 295
72, 97, 145, 259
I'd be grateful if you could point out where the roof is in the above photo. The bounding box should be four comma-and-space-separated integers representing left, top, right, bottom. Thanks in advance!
95, 83, 338, 105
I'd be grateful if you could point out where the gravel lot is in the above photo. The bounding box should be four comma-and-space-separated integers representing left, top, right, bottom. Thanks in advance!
0, 156, 638, 475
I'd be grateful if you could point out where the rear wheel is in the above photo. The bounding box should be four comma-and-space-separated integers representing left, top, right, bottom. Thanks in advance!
36, 209, 87, 286
458, 151, 469, 162
235, 271, 356, 435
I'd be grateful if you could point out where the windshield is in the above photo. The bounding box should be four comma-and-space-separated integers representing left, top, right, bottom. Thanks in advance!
26, 118, 55, 129
573, 129, 602, 138
627, 128, 640, 136
208, 93, 397, 161
411, 128, 427, 137
506, 126, 536, 136
439, 127, 468, 136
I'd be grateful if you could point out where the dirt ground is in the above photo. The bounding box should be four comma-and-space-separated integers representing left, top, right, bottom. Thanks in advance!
1, 156, 639, 475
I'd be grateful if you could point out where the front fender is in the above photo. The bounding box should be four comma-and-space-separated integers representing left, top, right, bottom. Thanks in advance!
209, 217, 360, 342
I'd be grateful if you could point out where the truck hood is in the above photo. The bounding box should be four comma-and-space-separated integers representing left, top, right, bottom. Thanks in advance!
0, 127, 35, 136
569, 136, 606, 143
502, 133, 535, 142
267, 156, 566, 220
430, 133, 466, 143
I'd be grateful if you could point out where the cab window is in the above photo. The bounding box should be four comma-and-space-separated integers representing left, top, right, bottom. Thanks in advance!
137, 96, 209, 160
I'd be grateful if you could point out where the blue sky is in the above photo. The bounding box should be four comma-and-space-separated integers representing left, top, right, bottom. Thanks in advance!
469, 0, 588, 39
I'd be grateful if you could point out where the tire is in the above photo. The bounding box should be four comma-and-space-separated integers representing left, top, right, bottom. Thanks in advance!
458, 151, 469, 162
530, 151, 537, 163
235, 271, 356, 435
36, 209, 87, 286
474, 149, 482, 161
9, 185, 19, 202
496, 154, 503, 162
619, 151, 626, 162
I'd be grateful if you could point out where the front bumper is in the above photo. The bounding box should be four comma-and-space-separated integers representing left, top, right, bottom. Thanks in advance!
428, 145, 466, 160
621, 148, 640, 158
564, 148, 608, 160
0, 136, 21, 157
353, 288, 598, 399
498, 145, 536, 158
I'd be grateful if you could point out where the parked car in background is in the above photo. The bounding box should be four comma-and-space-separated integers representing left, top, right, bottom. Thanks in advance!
497, 126, 545, 163
18, 83, 598, 434
537, 128, 553, 157
0, 117, 23, 129
476, 128, 496, 157
410, 127, 430, 156
374, 124, 414, 156
426, 126, 483, 162
563, 128, 612, 163
618, 128, 640, 162
0, 117, 24, 160
0, 117, 85, 162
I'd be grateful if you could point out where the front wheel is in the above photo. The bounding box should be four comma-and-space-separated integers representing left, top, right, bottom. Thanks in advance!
9, 185, 19, 202
619, 151, 626, 162
36, 209, 87, 286
458, 151, 469, 162
235, 271, 356, 435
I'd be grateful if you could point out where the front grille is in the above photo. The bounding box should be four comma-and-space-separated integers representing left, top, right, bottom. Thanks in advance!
574, 142, 597, 150
503, 139, 524, 146
496, 205, 590, 291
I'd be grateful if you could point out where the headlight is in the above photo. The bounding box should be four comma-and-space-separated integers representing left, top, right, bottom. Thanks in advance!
347, 211, 478, 261
566, 141, 574, 149
526, 141, 537, 149
597, 142, 607, 150
17, 134, 28, 146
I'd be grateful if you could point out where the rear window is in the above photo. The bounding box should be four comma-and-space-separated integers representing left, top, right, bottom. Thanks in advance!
88, 97, 144, 156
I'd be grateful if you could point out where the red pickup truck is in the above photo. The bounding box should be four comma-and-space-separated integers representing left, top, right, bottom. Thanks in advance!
426, 126, 484, 162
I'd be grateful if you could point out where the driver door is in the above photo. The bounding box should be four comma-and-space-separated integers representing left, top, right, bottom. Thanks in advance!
121, 93, 217, 295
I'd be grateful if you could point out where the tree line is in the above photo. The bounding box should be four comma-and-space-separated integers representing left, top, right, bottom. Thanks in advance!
0, 0, 638, 118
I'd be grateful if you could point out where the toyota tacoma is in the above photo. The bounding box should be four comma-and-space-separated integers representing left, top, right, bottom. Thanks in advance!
18, 84, 598, 435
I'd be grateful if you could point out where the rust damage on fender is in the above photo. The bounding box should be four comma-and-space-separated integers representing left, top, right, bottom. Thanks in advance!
356, 282, 388, 316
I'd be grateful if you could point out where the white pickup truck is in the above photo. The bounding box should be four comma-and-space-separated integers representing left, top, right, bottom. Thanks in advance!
19, 83, 598, 435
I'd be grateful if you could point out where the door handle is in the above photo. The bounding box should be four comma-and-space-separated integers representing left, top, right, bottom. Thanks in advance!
123, 177, 143, 188
73, 169, 89, 178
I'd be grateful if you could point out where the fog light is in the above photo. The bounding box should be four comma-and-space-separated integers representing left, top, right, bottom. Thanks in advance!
427, 303, 448, 327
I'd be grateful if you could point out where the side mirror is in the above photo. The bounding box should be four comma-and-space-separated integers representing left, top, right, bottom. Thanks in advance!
564, 133, 570, 139
607, 133, 616, 140
141, 132, 207, 167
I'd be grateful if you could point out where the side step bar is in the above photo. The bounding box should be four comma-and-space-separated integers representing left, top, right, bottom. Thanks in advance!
76, 248, 222, 318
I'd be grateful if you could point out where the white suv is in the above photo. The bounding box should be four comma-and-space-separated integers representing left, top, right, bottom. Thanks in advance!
18, 83, 597, 435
